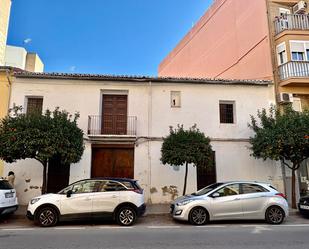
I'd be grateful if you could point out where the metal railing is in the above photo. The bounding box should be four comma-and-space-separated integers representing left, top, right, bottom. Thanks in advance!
88, 115, 137, 136
274, 14, 309, 35
278, 61, 309, 80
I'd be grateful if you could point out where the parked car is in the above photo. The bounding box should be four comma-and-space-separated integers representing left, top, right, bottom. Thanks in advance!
27, 178, 146, 227
298, 196, 309, 215
0, 178, 18, 216
170, 181, 288, 225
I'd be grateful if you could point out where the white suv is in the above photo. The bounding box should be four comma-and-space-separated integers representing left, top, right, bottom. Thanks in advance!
0, 178, 18, 216
27, 178, 146, 227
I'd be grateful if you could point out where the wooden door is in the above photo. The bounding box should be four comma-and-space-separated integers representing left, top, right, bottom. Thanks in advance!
91, 146, 134, 179
47, 155, 70, 193
196, 152, 217, 190
102, 95, 127, 135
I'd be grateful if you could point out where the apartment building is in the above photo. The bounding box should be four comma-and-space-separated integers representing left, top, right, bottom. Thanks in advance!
3, 72, 281, 205
0, 0, 11, 65
158, 0, 309, 197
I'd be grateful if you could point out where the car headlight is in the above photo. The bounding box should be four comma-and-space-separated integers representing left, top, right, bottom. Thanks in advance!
30, 198, 40, 205
176, 199, 193, 206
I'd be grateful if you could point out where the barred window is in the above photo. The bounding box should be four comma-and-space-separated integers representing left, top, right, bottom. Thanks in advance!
219, 101, 235, 124
26, 97, 43, 114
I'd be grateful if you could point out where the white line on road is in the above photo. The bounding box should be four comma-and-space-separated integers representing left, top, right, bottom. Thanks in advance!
2, 228, 35, 231
147, 226, 180, 229
195, 225, 226, 228
279, 224, 309, 227
54, 227, 86, 230
99, 226, 133, 229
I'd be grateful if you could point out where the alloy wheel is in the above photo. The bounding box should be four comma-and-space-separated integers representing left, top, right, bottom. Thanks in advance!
118, 207, 136, 226
266, 206, 284, 224
190, 207, 207, 225
38, 208, 57, 227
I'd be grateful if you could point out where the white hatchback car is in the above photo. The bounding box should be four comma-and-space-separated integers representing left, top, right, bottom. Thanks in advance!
171, 181, 289, 225
0, 178, 18, 216
27, 178, 146, 227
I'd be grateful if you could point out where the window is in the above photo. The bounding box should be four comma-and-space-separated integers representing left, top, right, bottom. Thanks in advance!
276, 42, 287, 65
171, 91, 181, 107
71, 180, 101, 194
215, 184, 240, 197
99, 181, 126, 192
292, 51, 304, 61
241, 183, 268, 194
219, 101, 235, 124
26, 97, 43, 114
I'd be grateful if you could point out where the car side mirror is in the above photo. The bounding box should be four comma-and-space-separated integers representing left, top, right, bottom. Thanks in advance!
212, 192, 220, 198
66, 190, 73, 198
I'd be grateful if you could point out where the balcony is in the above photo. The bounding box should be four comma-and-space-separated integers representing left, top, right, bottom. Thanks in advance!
274, 14, 309, 35
88, 115, 137, 136
278, 61, 309, 86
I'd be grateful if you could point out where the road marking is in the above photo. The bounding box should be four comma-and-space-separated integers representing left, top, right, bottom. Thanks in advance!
147, 226, 180, 229
279, 224, 309, 227
54, 227, 86, 230
251, 226, 272, 234
195, 225, 226, 228
99, 226, 133, 229
2, 228, 35, 231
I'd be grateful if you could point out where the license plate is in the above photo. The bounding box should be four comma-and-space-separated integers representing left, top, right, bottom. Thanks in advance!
5, 193, 13, 198
300, 204, 309, 210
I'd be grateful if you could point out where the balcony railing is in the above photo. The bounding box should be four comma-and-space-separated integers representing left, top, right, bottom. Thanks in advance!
274, 14, 309, 35
278, 61, 309, 80
88, 115, 137, 136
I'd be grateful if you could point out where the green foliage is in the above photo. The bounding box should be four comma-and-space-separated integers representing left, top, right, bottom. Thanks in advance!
161, 124, 213, 167
249, 105, 309, 169
0, 106, 85, 166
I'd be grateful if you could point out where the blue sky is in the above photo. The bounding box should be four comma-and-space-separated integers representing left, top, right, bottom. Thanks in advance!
8, 0, 212, 76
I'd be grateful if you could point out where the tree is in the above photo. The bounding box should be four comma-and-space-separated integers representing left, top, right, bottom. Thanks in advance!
0, 106, 85, 194
249, 105, 309, 208
160, 125, 213, 195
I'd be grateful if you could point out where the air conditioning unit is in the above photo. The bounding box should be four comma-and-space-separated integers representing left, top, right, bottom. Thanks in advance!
278, 93, 293, 103
293, 1, 307, 14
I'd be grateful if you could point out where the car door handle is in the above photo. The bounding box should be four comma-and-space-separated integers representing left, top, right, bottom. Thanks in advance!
234, 198, 241, 201
111, 195, 117, 198
84, 197, 91, 201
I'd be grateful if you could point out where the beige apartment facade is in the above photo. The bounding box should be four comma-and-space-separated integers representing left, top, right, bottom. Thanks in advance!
158, 0, 309, 198
0, 0, 11, 66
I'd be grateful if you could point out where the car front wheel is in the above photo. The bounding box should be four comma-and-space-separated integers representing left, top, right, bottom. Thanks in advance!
116, 206, 137, 226
265, 206, 285, 224
189, 207, 208, 225
35, 206, 58, 227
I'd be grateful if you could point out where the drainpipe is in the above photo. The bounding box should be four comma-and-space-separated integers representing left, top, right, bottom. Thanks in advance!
5, 69, 12, 115
147, 81, 152, 203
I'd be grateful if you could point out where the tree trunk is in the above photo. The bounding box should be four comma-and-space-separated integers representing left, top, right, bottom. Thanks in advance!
183, 162, 188, 196
291, 168, 297, 209
42, 161, 48, 194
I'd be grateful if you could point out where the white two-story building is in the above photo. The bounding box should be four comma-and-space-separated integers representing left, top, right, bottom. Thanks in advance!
4, 72, 283, 204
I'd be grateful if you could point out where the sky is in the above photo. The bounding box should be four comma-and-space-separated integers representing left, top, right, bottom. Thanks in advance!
7, 0, 212, 76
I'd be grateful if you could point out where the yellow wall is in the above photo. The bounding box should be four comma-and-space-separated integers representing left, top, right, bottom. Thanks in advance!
0, 70, 11, 176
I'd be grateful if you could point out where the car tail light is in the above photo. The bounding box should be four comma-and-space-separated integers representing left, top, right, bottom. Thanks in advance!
276, 193, 287, 199
130, 189, 143, 194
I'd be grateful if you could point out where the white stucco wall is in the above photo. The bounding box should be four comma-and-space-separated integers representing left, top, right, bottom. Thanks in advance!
4, 45, 27, 69
5, 77, 282, 204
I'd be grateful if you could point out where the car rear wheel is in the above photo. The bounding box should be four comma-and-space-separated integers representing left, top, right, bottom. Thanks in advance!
189, 207, 208, 225
265, 206, 285, 224
35, 206, 58, 227
116, 206, 137, 226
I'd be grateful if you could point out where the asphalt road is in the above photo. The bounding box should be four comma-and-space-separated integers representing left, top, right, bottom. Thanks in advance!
1, 224, 309, 249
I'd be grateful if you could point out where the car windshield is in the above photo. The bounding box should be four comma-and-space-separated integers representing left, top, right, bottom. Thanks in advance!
193, 183, 224, 196
0, 180, 13, 190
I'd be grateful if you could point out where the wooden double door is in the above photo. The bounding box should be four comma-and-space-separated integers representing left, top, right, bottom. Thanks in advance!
102, 94, 127, 135
91, 145, 134, 179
